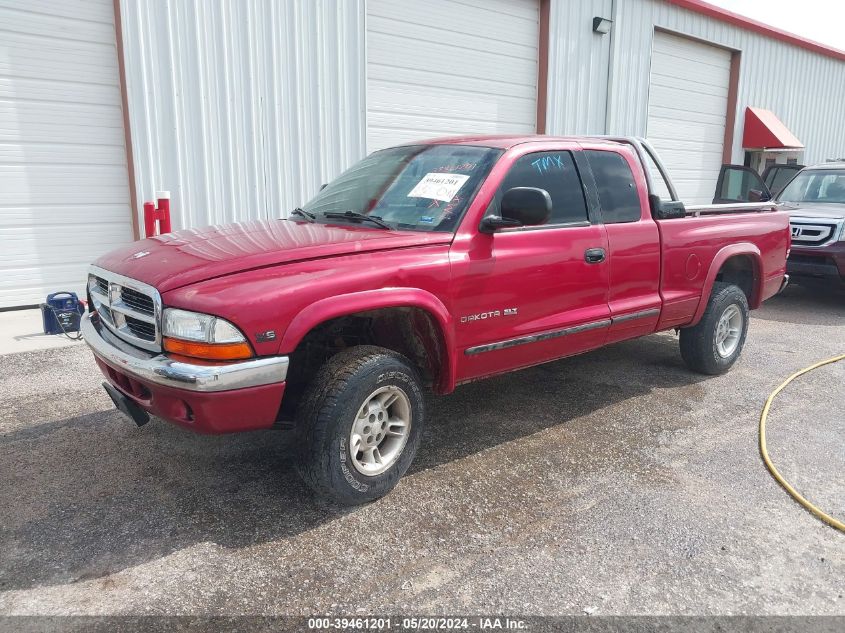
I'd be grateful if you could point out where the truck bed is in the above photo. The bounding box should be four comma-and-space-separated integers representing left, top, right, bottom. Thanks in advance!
655, 210, 791, 329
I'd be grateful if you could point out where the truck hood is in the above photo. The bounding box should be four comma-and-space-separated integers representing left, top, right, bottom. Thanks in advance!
782, 202, 845, 220
93, 219, 453, 293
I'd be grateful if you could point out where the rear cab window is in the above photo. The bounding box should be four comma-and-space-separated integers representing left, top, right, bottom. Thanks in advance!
584, 150, 643, 223
492, 151, 589, 226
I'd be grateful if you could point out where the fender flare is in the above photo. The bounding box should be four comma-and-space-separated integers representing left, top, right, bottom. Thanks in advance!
691, 243, 763, 325
279, 288, 457, 393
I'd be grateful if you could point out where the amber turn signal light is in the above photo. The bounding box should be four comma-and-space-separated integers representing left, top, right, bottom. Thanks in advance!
163, 337, 253, 361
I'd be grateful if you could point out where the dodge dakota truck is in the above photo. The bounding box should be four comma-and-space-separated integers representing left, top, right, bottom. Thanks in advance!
82, 136, 790, 504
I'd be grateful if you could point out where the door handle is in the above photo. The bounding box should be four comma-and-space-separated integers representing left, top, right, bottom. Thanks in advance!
584, 248, 606, 264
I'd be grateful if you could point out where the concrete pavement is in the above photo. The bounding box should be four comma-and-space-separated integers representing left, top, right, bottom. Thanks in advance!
0, 284, 843, 616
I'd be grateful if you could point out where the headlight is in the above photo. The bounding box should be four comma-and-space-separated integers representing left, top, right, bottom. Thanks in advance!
162, 308, 253, 360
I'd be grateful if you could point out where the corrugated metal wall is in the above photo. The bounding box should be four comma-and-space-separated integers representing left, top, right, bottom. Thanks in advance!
547, 0, 845, 165
119, 0, 366, 230
119, 0, 845, 232
546, 0, 613, 135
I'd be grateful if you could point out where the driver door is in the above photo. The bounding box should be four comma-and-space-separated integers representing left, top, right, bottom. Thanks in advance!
451, 148, 611, 383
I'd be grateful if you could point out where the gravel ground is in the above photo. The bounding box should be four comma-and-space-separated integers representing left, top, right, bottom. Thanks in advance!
0, 283, 843, 616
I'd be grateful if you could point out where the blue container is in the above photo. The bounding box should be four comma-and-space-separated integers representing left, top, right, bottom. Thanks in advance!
41, 292, 85, 335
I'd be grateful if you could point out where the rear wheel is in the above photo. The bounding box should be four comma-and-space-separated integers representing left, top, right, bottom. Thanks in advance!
294, 345, 425, 505
680, 282, 749, 375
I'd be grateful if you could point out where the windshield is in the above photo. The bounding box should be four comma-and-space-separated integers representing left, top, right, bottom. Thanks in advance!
301, 144, 502, 232
777, 169, 845, 204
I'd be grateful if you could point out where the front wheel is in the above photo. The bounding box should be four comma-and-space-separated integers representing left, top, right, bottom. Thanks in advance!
294, 346, 425, 505
679, 282, 750, 375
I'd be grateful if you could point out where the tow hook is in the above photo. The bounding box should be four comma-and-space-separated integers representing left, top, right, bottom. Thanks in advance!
102, 382, 150, 427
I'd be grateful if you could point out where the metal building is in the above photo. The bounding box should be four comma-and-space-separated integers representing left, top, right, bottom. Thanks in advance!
2, 0, 844, 307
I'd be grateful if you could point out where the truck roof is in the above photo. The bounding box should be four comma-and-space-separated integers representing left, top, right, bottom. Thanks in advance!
804, 162, 845, 171
405, 134, 624, 150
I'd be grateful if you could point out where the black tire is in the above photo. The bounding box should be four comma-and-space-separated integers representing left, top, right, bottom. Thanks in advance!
679, 282, 750, 375
293, 345, 425, 505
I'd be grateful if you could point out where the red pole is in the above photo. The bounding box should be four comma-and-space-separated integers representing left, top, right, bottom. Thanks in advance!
143, 201, 156, 238
142, 191, 172, 238
156, 191, 171, 234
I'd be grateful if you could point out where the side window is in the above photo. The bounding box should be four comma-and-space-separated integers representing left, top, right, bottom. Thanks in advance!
585, 150, 642, 223
819, 174, 845, 201
497, 151, 588, 225
715, 165, 767, 203
765, 166, 801, 194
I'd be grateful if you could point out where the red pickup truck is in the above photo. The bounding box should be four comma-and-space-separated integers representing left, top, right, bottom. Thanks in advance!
82, 136, 790, 503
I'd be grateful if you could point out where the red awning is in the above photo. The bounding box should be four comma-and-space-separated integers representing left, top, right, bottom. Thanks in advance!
742, 107, 804, 150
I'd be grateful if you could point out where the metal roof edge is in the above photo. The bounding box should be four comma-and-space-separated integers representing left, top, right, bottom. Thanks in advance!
666, 0, 845, 63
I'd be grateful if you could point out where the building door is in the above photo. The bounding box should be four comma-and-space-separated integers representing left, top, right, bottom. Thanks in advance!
646, 31, 732, 205
0, 0, 134, 308
366, 0, 540, 153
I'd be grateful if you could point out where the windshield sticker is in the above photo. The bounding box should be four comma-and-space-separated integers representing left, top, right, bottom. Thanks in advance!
419, 216, 436, 224
433, 162, 477, 173
407, 173, 470, 202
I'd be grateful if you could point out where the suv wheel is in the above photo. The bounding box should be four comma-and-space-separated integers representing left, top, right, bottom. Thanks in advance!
679, 282, 750, 375
294, 346, 425, 504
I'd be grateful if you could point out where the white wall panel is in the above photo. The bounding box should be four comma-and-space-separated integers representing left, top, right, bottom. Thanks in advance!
547, 0, 845, 179
120, 0, 366, 231
0, 0, 133, 308
546, 0, 613, 135
366, 0, 539, 152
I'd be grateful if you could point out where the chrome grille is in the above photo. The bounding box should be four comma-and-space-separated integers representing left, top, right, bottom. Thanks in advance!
125, 316, 156, 341
121, 287, 155, 316
87, 266, 162, 352
92, 275, 109, 295
789, 217, 843, 247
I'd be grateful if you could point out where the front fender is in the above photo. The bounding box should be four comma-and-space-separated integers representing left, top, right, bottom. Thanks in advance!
690, 243, 763, 325
278, 288, 457, 393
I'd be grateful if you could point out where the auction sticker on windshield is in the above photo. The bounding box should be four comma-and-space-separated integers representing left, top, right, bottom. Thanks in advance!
407, 173, 470, 202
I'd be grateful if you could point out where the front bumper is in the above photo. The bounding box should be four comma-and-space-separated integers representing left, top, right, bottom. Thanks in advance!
82, 313, 288, 433
787, 242, 845, 283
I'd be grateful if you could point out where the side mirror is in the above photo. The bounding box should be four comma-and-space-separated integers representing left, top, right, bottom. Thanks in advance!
479, 215, 522, 233
502, 187, 552, 226
479, 187, 552, 233
748, 189, 770, 202
479, 187, 552, 234
649, 194, 686, 219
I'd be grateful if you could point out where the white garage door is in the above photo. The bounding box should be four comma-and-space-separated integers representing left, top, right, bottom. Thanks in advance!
646, 31, 732, 204
0, 0, 134, 308
366, 0, 539, 153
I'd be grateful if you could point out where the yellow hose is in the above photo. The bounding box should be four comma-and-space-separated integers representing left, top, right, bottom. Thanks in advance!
759, 353, 845, 533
